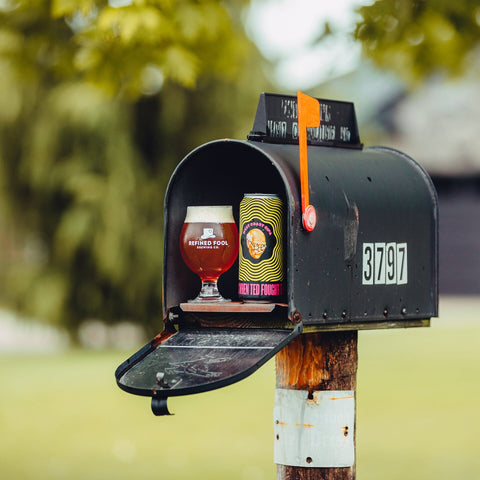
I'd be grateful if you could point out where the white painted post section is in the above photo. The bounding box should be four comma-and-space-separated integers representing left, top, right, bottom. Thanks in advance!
273, 389, 355, 468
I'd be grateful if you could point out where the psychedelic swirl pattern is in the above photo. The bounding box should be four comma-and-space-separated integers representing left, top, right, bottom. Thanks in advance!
238, 194, 285, 301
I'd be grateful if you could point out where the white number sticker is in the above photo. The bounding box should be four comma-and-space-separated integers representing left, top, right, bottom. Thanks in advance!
386, 243, 396, 285
374, 243, 385, 284
362, 242, 408, 285
397, 243, 408, 285
362, 244, 374, 285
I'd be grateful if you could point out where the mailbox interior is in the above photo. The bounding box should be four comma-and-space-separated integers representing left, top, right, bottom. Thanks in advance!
164, 139, 296, 318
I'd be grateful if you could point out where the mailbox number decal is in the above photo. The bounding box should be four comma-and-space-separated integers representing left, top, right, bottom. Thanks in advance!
362, 243, 408, 285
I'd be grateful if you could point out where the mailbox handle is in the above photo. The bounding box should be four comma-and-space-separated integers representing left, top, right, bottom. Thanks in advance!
297, 91, 320, 231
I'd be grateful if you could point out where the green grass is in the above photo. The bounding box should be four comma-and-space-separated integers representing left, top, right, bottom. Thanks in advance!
1, 297, 480, 479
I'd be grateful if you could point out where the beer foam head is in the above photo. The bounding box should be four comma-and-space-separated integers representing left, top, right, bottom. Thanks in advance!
184, 205, 234, 223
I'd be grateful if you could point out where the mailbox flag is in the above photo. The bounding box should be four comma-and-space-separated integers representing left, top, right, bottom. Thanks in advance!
297, 91, 320, 231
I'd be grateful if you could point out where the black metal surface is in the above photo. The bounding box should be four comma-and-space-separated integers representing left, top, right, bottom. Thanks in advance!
164, 139, 438, 326
116, 325, 301, 399
247, 92, 362, 149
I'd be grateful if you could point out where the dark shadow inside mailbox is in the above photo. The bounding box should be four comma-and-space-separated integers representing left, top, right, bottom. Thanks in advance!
116, 95, 438, 414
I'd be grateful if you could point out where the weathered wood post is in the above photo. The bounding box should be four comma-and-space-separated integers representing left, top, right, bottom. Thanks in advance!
275, 331, 358, 480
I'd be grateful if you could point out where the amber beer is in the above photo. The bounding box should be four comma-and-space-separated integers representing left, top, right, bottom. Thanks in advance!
239, 194, 285, 302
179, 206, 239, 302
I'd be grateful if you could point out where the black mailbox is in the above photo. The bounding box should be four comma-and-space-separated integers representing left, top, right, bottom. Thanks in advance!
116, 93, 438, 415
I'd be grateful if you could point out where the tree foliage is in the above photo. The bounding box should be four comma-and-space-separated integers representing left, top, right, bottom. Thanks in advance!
0, 0, 265, 334
354, 0, 480, 81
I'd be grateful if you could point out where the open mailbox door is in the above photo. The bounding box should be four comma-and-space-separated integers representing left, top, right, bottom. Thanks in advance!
115, 93, 438, 415
116, 320, 302, 415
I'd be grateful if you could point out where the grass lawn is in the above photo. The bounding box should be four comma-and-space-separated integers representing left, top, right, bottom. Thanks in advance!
1, 297, 479, 479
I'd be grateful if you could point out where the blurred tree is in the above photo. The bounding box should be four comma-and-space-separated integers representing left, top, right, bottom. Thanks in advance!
354, 0, 480, 81
0, 0, 267, 335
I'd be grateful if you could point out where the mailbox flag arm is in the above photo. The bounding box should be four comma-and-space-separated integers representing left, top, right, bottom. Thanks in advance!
297, 91, 320, 231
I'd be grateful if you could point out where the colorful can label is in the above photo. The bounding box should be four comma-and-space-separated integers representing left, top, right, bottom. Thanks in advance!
239, 194, 285, 302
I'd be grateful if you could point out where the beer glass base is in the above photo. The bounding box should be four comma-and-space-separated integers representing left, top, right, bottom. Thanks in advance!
188, 280, 232, 303
187, 297, 232, 303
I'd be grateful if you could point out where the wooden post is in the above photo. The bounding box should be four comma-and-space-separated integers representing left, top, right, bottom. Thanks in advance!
275, 331, 358, 480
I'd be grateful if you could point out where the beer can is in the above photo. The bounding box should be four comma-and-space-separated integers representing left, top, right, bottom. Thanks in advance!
238, 193, 285, 302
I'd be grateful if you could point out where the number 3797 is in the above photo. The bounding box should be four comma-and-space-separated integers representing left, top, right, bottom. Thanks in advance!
362, 243, 408, 285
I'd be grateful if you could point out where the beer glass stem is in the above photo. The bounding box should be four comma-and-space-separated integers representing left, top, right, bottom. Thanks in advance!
200, 279, 219, 298
191, 278, 231, 302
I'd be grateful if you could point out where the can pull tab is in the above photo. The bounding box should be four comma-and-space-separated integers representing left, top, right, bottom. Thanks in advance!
297, 91, 320, 232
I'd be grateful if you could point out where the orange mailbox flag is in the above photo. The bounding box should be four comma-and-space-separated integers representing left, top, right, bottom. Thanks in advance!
297, 91, 320, 232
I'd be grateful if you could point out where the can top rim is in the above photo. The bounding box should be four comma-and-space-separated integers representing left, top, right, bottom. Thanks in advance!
243, 193, 280, 198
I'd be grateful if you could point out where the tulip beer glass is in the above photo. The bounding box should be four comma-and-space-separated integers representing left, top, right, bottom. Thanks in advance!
179, 206, 239, 302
